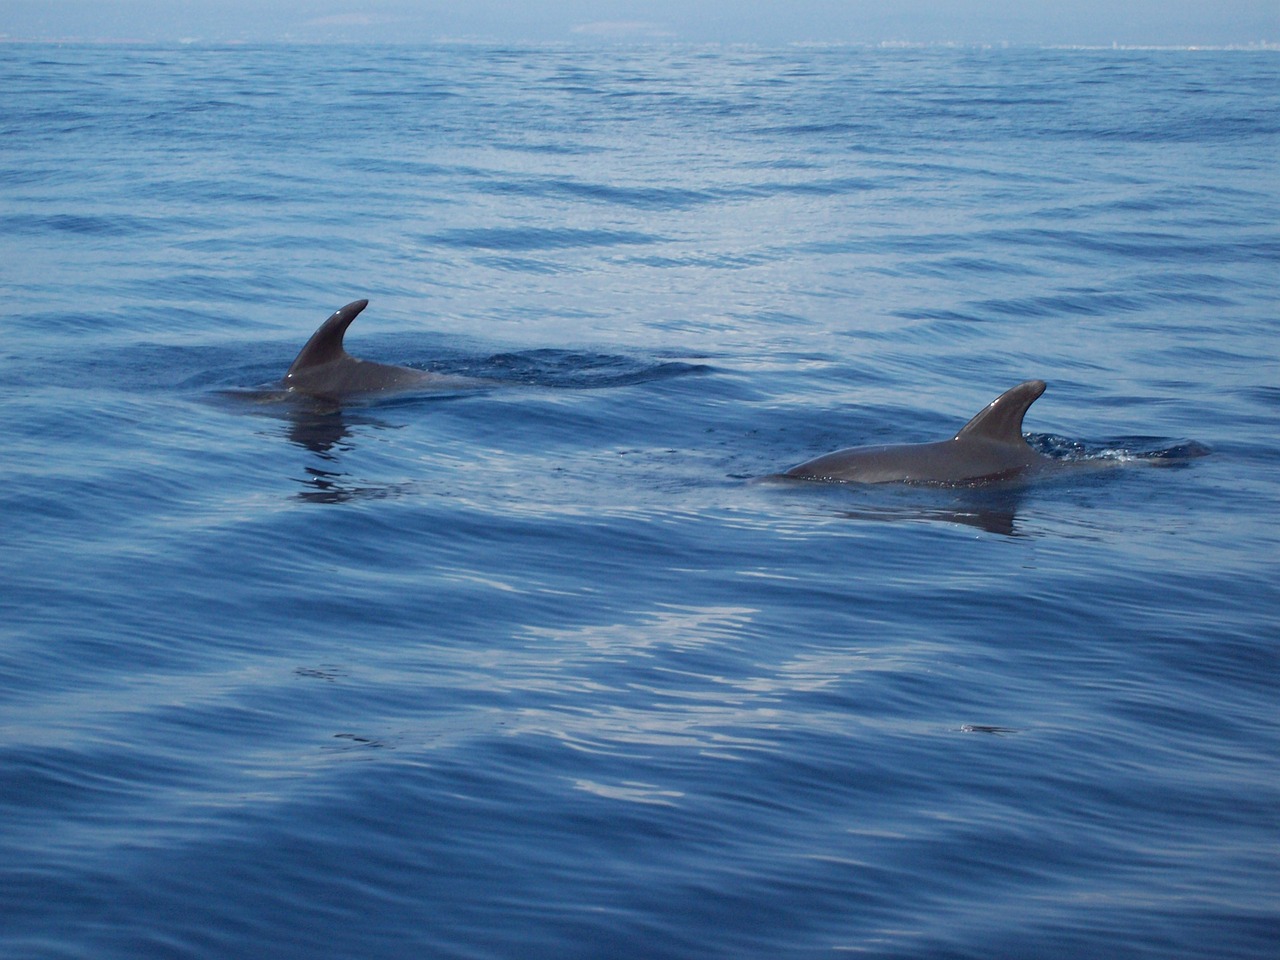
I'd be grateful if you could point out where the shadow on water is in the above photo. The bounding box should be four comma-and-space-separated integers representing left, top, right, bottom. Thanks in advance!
294, 466, 420, 505
837, 492, 1027, 536
206, 393, 429, 503
279, 407, 423, 503
280, 405, 380, 458
761, 476, 1032, 536
211, 389, 415, 453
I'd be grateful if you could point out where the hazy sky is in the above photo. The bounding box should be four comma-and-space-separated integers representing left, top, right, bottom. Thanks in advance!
2, 0, 1277, 47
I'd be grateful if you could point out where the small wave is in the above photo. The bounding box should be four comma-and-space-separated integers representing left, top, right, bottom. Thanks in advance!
473, 255, 583, 275
1030, 433, 1211, 463
419, 226, 664, 251
477, 349, 712, 389
621, 251, 770, 270
486, 176, 717, 210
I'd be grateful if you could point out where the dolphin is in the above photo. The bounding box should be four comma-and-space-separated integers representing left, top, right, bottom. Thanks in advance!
783, 380, 1056, 485
281, 299, 484, 399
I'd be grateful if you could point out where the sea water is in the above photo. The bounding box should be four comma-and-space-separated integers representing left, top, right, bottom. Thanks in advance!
1, 42, 1277, 959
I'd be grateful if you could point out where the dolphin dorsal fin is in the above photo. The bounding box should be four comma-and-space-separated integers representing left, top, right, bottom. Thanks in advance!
954, 380, 1047, 444
286, 299, 369, 375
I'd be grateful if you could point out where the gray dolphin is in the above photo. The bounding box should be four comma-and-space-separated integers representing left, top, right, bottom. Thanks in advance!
282, 299, 484, 399
784, 380, 1055, 485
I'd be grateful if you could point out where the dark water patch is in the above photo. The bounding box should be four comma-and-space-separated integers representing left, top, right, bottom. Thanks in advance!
1241, 384, 1280, 410
0, 212, 163, 237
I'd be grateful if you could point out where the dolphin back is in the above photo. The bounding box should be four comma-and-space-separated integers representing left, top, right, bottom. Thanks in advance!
782, 380, 1051, 484
286, 299, 369, 376
953, 380, 1046, 446
279, 299, 490, 399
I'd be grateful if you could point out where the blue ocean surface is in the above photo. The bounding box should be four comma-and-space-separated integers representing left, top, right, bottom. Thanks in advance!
1, 42, 1278, 959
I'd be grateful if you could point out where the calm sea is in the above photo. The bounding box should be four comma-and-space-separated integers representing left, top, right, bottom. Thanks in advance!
1, 42, 1277, 959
